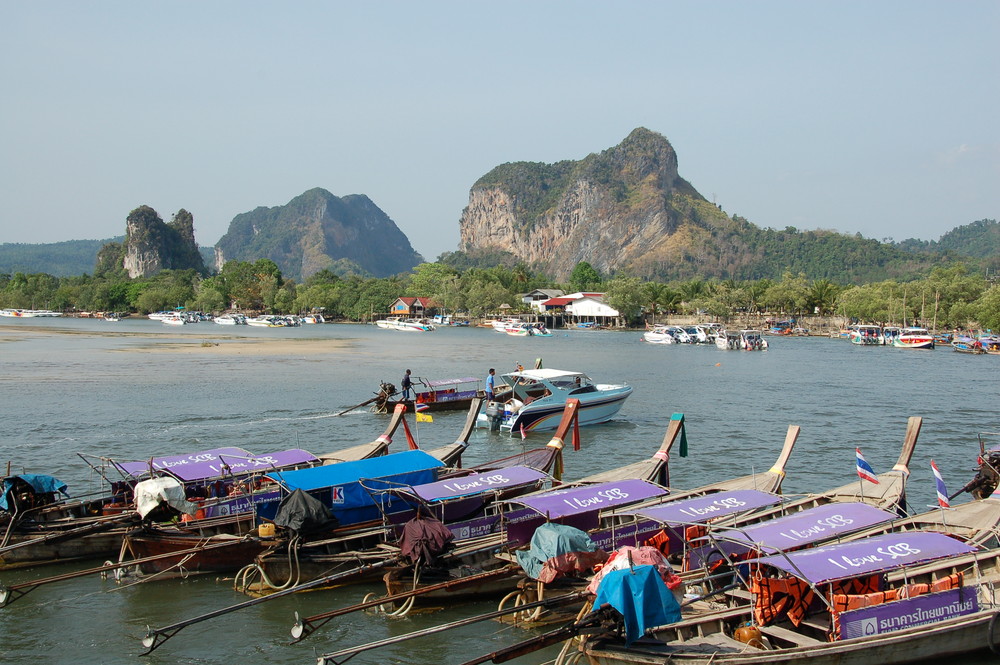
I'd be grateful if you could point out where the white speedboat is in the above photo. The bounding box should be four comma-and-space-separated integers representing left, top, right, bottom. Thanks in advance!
715, 329, 740, 350
893, 326, 935, 349
161, 313, 190, 325
478, 368, 632, 433
738, 329, 768, 350
1, 309, 62, 317
642, 325, 680, 344
245, 315, 283, 327
213, 314, 245, 325
849, 324, 883, 345
376, 317, 434, 331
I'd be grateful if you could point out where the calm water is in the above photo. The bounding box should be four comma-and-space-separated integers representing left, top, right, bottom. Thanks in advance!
0, 318, 997, 665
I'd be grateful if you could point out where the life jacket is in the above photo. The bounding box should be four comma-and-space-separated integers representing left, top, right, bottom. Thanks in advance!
751, 571, 815, 627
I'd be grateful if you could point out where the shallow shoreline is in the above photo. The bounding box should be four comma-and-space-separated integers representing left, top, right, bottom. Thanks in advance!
0, 323, 355, 355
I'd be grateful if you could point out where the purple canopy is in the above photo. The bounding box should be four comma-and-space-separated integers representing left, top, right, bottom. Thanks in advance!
114, 447, 319, 482
114, 447, 252, 479
509, 479, 667, 519
754, 531, 976, 584
424, 377, 479, 388
711, 502, 896, 553
624, 490, 781, 525
407, 466, 549, 502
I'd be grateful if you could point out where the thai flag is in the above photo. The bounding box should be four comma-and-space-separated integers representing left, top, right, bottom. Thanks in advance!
931, 460, 950, 508
855, 448, 879, 484
414, 403, 429, 412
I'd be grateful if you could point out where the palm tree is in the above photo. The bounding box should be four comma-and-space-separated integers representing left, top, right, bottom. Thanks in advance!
808, 279, 841, 316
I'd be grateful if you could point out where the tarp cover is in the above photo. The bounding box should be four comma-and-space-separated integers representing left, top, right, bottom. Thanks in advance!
592, 565, 682, 646
272, 488, 340, 534
515, 522, 605, 581
754, 531, 977, 584
0, 473, 69, 511
134, 477, 197, 518
399, 514, 455, 565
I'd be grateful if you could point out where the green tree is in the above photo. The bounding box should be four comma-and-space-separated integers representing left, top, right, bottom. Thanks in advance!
569, 262, 602, 291
604, 276, 645, 322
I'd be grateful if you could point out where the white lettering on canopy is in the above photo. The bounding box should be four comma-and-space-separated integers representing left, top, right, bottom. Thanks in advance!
778, 514, 854, 542
560, 486, 631, 510
442, 473, 510, 494
826, 542, 922, 571
676, 496, 748, 518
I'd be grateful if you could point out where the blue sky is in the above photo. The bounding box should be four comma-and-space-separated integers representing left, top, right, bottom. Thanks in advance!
2, 1, 997, 263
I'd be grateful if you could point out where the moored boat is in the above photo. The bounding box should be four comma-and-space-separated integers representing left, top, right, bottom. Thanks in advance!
478, 368, 632, 433
849, 324, 883, 345
577, 531, 991, 665
372, 376, 483, 413
892, 326, 935, 349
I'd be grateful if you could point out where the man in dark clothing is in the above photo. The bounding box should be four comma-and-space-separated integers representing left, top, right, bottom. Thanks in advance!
401, 369, 413, 400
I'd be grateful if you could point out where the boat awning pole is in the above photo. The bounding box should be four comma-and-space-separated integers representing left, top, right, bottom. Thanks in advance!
291, 563, 521, 641
315, 590, 588, 665
0, 538, 248, 609
139, 557, 399, 654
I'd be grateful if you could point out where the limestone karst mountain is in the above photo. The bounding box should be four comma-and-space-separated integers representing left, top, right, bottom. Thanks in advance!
214, 188, 423, 280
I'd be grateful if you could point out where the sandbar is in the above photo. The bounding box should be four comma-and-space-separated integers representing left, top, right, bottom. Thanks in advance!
0, 323, 355, 356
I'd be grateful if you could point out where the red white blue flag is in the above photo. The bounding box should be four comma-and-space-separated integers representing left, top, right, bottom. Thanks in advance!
931, 460, 950, 508
414, 403, 429, 412
855, 448, 879, 484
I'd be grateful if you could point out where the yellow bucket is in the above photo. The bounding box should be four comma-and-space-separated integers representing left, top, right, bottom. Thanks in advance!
258, 523, 276, 538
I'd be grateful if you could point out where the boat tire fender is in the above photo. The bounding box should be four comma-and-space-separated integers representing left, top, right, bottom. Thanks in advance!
988, 611, 1000, 655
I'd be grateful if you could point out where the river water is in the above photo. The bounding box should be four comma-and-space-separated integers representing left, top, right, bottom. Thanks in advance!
0, 318, 997, 664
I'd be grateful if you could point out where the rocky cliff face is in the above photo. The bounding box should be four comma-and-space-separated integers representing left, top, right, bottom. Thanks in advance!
214, 188, 423, 280
458, 128, 716, 281
121, 206, 205, 278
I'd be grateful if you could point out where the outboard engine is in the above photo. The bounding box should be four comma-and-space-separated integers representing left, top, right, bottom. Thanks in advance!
484, 401, 503, 432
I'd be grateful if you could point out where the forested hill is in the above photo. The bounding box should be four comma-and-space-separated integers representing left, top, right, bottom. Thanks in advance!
0, 239, 119, 277
895, 219, 1000, 262
0, 239, 213, 277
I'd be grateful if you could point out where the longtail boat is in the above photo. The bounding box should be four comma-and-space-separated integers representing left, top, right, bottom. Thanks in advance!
576, 531, 995, 665
130, 401, 582, 654
0, 404, 432, 571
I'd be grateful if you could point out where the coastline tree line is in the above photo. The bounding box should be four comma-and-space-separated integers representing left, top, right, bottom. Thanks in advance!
1, 259, 999, 331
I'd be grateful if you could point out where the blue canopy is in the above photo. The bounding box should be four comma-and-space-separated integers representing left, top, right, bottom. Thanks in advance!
258, 450, 444, 526
0, 474, 69, 511
265, 450, 442, 491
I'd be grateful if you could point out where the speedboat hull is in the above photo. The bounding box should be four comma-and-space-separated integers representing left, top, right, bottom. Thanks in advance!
509, 387, 632, 432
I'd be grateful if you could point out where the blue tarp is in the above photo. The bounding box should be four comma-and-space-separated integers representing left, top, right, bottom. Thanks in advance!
0, 474, 69, 511
258, 450, 444, 526
593, 565, 682, 646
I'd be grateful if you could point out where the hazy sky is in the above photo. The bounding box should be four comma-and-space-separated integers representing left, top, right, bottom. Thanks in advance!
2, 1, 997, 263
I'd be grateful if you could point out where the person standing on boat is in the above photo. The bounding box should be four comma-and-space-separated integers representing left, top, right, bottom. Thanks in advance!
486, 368, 496, 400
401, 369, 413, 401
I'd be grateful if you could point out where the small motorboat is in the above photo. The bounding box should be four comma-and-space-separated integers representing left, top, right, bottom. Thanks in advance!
478, 368, 632, 433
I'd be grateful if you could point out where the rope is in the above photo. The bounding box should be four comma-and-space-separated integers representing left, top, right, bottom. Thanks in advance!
234, 534, 301, 593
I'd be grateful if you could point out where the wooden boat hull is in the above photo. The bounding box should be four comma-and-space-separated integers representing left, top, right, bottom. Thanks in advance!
376, 397, 478, 413
582, 606, 1000, 665
123, 531, 270, 576
0, 530, 126, 569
